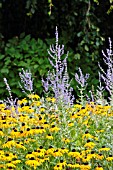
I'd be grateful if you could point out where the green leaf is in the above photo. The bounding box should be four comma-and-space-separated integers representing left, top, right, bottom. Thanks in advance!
18, 61, 28, 67
0, 54, 5, 60
14, 53, 22, 59
84, 45, 89, 51
5, 59, 11, 65
48, 11, 51, 16
1, 68, 9, 74
37, 59, 44, 65
20, 32, 25, 39
91, 79, 99, 85
12, 88, 21, 96
0, 82, 5, 87
25, 35, 31, 42
48, 0, 51, 3
5, 47, 15, 56
9, 81, 18, 86
77, 32, 83, 37
38, 39, 44, 47
74, 53, 80, 59
34, 65, 39, 69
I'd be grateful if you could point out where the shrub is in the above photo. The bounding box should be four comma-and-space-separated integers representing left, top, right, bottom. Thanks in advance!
0, 34, 52, 99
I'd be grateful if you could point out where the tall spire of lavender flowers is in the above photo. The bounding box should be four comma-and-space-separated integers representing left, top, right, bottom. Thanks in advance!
19, 68, 33, 94
98, 37, 113, 106
75, 67, 89, 106
42, 26, 74, 107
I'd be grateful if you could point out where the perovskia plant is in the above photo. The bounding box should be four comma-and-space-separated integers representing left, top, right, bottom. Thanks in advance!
42, 26, 74, 108
98, 37, 113, 107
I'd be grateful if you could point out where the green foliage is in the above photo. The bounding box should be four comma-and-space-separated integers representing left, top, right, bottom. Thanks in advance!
26, 0, 53, 16
74, 1, 104, 96
93, 0, 113, 14
0, 34, 52, 99
75, 23, 105, 92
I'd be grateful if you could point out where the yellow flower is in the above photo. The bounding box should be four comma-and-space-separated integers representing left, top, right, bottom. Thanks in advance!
68, 149, 81, 159
49, 125, 60, 132
87, 153, 97, 160
35, 101, 42, 106
16, 143, 26, 150
60, 148, 69, 154
68, 122, 74, 126
32, 147, 46, 157
59, 160, 67, 166
2, 140, 16, 149
19, 114, 29, 122
0, 121, 10, 128
84, 141, 96, 149
11, 159, 21, 165
51, 97, 56, 103
27, 108, 34, 113
67, 163, 80, 168
96, 154, 104, 160
18, 98, 27, 105
54, 160, 66, 170
45, 146, 55, 155
34, 126, 46, 134
62, 138, 70, 144
0, 164, 4, 169
79, 164, 91, 170
40, 107, 45, 112
10, 129, 20, 138
82, 133, 95, 140
0, 130, 4, 137
106, 155, 113, 161
24, 128, 34, 137
0, 103, 5, 108
6, 163, 16, 168
74, 104, 82, 109
82, 155, 92, 162
24, 138, 36, 144
25, 158, 42, 169
99, 147, 110, 152
54, 164, 63, 170
26, 153, 35, 159
28, 94, 40, 100
52, 149, 63, 157
46, 134, 54, 140
46, 97, 56, 103
0, 150, 4, 155
1, 152, 17, 161
42, 122, 50, 128
96, 130, 104, 133
21, 106, 30, 112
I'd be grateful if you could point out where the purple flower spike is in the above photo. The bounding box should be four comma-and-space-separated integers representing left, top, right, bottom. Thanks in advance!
42, 26, 75, 106
99, 37, 113, 105
75, 67, 89, 88
19, 68, 33, 94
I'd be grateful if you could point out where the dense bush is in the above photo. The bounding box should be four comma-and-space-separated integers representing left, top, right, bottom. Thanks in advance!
0, 34, 52, 99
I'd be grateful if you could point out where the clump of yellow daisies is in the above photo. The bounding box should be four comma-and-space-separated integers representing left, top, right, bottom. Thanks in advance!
0, 94, 113, 170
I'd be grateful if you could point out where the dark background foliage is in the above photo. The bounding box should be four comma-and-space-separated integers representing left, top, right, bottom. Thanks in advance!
0, 0, 113, 101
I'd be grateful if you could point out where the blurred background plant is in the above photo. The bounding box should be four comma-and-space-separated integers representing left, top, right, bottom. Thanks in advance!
0, 34, 52, 99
